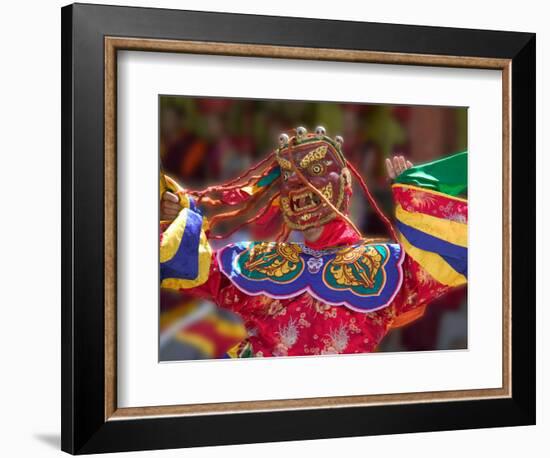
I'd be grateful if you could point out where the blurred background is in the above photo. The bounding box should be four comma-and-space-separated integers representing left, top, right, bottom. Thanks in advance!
159, 95, 468, 361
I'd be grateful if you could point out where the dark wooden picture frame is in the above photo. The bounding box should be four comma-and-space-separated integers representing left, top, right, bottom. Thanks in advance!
61, 3, 536, 454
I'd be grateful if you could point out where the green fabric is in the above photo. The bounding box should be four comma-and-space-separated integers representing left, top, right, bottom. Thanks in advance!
394, 151, 467, 197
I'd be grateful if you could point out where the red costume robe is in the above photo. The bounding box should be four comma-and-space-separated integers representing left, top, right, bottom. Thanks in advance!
160, 153, 468, 357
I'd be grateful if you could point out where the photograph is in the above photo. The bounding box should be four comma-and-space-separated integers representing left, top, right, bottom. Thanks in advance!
159, 96, 468, 361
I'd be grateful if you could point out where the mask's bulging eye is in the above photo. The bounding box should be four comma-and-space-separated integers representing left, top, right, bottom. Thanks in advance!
283, 171, 291, 181
308, 162, 326, 176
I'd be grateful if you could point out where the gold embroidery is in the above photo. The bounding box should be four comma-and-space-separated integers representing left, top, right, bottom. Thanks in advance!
245, 243, 302, 278
258, 296, 286, 317
320, 182, 333, 201
410, 191, 438, 210
276, 155, 293, 170
280, 197, 292, 214
276, 144, 328, 170
330, 245, 383, 289
341, 167, 351, 188
299, 145, 328, 168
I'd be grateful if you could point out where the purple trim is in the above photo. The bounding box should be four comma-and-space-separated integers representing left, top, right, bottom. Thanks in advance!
217, 242, 404, 312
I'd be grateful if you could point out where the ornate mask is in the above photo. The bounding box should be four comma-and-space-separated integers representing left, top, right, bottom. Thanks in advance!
277, 126, 352, 231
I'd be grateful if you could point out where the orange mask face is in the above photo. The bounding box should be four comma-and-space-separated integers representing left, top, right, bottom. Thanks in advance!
277, 133, 351, 231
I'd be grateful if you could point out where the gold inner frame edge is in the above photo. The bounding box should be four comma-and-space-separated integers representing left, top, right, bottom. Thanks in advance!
104, 36, 512, 421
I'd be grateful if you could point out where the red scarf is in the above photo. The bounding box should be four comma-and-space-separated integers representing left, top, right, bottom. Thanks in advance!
304, 219, 362, 250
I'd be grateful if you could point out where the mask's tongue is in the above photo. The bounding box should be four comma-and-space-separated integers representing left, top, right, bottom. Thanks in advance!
304, 219, 362, 250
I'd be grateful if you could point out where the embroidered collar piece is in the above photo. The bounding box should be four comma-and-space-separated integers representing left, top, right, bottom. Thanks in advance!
218, 241, 404, 312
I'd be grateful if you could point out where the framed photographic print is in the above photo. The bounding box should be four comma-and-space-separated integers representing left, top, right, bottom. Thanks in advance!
61, 3, 536, 454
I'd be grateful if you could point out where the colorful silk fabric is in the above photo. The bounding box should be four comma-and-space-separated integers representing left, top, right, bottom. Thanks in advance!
392, 151, 468, 287
160, 295, 247, 359
160, 194, 212, 290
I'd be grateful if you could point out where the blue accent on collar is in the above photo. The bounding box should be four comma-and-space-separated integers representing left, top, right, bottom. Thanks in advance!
218, 241, 404, 312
